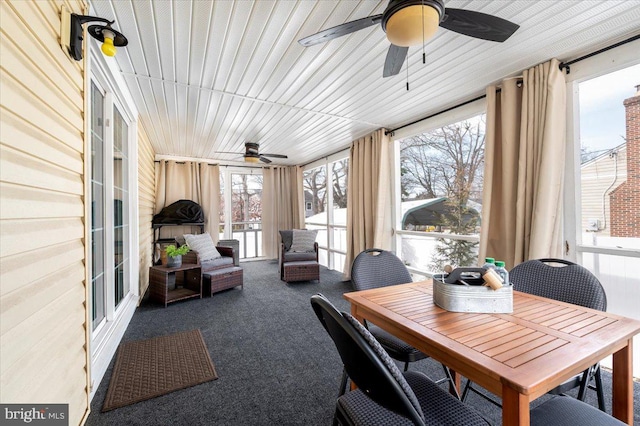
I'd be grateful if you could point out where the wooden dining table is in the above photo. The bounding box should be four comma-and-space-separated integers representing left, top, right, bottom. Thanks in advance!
344, 280, 640, 426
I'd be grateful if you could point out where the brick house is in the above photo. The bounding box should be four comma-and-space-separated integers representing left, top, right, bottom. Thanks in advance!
610, 86, 640, 237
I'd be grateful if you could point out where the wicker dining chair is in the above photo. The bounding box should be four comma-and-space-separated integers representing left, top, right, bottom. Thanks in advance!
462, 258, 608, 411
350, 248, 457, 394
310, 294, 489, 426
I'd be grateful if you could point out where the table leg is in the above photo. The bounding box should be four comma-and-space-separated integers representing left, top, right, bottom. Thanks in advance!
502, 384, 529, 426
612, 339, 633, 424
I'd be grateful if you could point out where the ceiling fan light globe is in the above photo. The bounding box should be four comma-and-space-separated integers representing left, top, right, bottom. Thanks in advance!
244, 156, 260, 163
386, 5, 439, 47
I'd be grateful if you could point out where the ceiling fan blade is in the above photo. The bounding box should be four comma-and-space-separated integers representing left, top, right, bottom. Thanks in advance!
383, 44, 408, 78
298, 14, 383, 47
259, 156, 272, 164
214, 151, 241, 155
440, 8, 519, 42
260, 153, 288, 159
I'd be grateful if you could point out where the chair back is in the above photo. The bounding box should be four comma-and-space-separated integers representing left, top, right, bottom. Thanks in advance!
510, 258, 607, 311
310, 294, 425, 425
351, 249, 412, 291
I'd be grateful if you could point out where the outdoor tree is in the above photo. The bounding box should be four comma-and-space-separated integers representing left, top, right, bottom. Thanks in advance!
231, 174, 262, 229
303, 166, 327, 214
331, 159, 349, 209
400, 116, 485, 271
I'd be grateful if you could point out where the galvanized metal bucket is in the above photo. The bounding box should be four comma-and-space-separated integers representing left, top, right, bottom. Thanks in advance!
433, 267, 513, 313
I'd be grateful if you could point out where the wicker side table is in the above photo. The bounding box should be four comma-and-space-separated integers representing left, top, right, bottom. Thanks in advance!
282, 261, 319, 283
149, 264, 202, 307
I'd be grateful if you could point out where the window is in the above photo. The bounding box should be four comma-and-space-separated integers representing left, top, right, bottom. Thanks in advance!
397, 114, 485, 275
90, 82, 133, 331
571, 63, 640, 317
219, 173, 225, 240
303, 165, 327, 218
577, 65, 639, 245
564, 42, 640, 378
220, 169, 263, 259
90, 82, 105, 328
304, 155, 349, 271
331, 159, 348, 270
112, 106, 130, 307
303, 165, 327, 265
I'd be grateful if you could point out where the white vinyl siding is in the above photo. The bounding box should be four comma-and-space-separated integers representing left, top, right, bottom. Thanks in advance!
138, 124, 156, 300
580, 146, 627, 237
0, 1, 90, 425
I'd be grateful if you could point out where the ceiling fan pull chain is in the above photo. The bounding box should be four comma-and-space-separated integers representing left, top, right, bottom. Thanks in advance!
422, 0, 426, 64
406, 50, 410, 91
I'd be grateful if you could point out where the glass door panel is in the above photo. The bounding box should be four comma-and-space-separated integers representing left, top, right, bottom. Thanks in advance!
91, 83, 105, 329
231, 173, 262, 258
113, 107, 129, 307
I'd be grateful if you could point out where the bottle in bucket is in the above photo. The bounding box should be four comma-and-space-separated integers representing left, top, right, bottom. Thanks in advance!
482, 257, 496, 271
495, 261, 510, 286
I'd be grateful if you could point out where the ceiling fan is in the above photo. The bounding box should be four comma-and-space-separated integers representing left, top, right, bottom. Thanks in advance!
298, 0, 519, 77
215, 142, 288, 164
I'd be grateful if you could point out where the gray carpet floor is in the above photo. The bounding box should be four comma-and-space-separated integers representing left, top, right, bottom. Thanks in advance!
86, 260, 639, 425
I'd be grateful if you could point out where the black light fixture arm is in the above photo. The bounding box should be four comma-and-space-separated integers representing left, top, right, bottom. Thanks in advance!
69, 14, 110, 61
66, 11, 127, 61
73, 14, 114, 27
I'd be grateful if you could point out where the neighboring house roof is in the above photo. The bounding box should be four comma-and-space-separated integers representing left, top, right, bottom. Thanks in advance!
304, 190, 313, 203
402, 198, 481, 228
305, 198, 482, 228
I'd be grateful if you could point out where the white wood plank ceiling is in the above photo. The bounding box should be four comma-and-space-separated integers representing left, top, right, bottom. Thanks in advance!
89, 0, 640, 166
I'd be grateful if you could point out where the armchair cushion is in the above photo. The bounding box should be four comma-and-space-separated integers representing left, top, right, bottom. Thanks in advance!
289, 229, 318, 253
182, 245, 235, 274
283, 251, 317, 262
200, 256, 234, 271
184, 232, 221, 261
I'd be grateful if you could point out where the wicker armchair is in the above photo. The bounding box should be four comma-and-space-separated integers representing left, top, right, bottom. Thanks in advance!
279, 230, 319, 282
183, 245, 243, 295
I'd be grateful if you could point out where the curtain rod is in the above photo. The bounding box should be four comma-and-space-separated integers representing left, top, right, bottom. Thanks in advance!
154, 160, 218, 166
559, 33, 640, 74
386, 33, 639, 136
222, 164, 270, 169
153, 160, 269, 169
385, 93, 486, 136
301, 145, 350, 168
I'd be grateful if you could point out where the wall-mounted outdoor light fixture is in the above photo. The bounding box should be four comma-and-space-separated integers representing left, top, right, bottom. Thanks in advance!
60, 6, 128, 61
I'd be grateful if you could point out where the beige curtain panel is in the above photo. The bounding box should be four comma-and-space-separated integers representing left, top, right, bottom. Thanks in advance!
262, 165, 305, 259
479, 58, 566, 269
155, 160, 221, 238
343, 128, 393, 279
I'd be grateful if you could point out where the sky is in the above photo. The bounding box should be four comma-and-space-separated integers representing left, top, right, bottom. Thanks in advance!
579, 64, 640, 154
